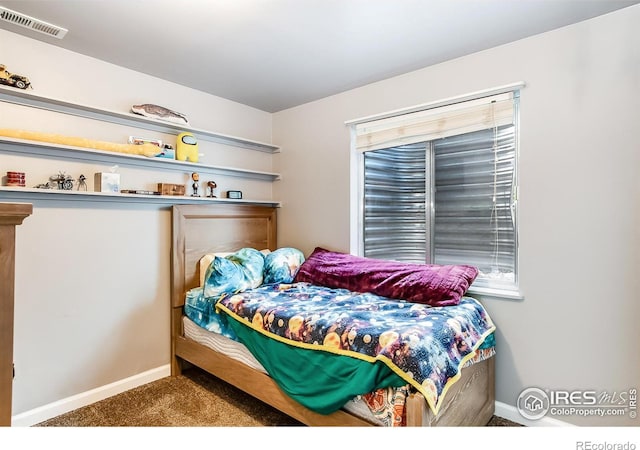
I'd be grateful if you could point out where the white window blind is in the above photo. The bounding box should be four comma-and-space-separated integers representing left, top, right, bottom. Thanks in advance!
353, 86, 521, 293
363, 143, 427, 262
355, 92, 516, 152
431, 123, 517, 288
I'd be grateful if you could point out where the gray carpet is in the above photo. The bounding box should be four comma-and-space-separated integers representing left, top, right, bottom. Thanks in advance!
35, 367, 521, 427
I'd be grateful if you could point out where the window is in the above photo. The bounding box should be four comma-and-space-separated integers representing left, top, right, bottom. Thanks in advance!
349, 85, 522, 297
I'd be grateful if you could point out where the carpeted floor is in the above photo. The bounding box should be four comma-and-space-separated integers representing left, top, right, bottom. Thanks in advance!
35, 366, 521, 427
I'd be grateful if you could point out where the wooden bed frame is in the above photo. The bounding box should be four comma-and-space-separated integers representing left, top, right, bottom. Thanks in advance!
170, 203, 495, 426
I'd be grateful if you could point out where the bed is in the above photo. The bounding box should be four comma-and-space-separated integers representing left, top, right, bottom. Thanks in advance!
170, 203, 496, 426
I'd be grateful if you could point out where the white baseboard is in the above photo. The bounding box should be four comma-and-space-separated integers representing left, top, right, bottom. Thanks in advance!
494, 400, 575, 427
11, 364, 171, 427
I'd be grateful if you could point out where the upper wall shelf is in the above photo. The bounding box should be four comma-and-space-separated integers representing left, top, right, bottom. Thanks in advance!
0, 86, 280, 153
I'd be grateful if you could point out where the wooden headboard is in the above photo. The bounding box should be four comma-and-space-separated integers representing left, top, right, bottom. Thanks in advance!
170, 203, 277, 309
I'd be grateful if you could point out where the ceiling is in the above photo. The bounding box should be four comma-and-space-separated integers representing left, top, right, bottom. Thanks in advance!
0, 0, 637, 112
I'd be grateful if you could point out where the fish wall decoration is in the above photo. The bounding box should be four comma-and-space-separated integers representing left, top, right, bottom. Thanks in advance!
131, 104, 190, 126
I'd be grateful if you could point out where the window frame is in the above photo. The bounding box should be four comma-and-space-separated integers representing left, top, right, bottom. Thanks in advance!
347, 83, 525, 301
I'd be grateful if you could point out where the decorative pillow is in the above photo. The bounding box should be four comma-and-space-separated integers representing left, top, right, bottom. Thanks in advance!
203, 248, 265, 298
293, 247, 478, 307
199, 249, 271, 287
199, 253, 231, 287
263, 247, 305, 284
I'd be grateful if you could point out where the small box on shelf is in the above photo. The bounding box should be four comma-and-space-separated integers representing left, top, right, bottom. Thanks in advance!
158, 183, 186, 196
94, 173, 120, 193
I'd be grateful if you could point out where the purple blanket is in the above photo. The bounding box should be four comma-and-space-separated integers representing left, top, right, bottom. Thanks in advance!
294, 247, 478, 307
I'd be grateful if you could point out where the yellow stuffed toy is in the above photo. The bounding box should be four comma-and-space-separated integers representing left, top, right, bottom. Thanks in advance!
176, 132, 199, 162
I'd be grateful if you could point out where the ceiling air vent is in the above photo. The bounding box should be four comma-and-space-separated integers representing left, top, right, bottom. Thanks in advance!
0, 6, 68, 39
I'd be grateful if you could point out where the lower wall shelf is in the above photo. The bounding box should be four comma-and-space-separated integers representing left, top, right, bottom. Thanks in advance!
0, 186, 281, 207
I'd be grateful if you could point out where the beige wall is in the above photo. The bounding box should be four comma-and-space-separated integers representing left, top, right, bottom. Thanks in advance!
0, 28, 275, 419
273, 5, 640, 426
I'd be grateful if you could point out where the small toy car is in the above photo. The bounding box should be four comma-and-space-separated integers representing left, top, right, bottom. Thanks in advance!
0, 64, 32, 90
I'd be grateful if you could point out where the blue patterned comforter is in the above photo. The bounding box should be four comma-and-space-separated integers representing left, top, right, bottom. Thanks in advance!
213, 282, 495, 414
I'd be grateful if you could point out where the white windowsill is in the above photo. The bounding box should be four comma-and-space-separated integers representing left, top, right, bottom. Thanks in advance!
467, 286, 524, 301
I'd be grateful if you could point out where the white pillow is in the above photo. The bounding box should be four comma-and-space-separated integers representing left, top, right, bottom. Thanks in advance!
198, 249, 271, 287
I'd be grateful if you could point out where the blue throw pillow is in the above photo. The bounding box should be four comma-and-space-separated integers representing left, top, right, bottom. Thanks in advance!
203, 248, 265, 298
263, 247, 305, 284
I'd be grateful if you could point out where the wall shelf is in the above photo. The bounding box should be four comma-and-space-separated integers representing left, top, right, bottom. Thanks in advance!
0, 186, 281, 207
0, 86, 280, 153
0, 86, 281, 206
0, 137, 281, 181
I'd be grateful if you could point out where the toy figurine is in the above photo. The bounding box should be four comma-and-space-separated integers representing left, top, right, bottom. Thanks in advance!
191, 172, 200, 197
207, 180, 217, 198
77, 174, 87, 191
